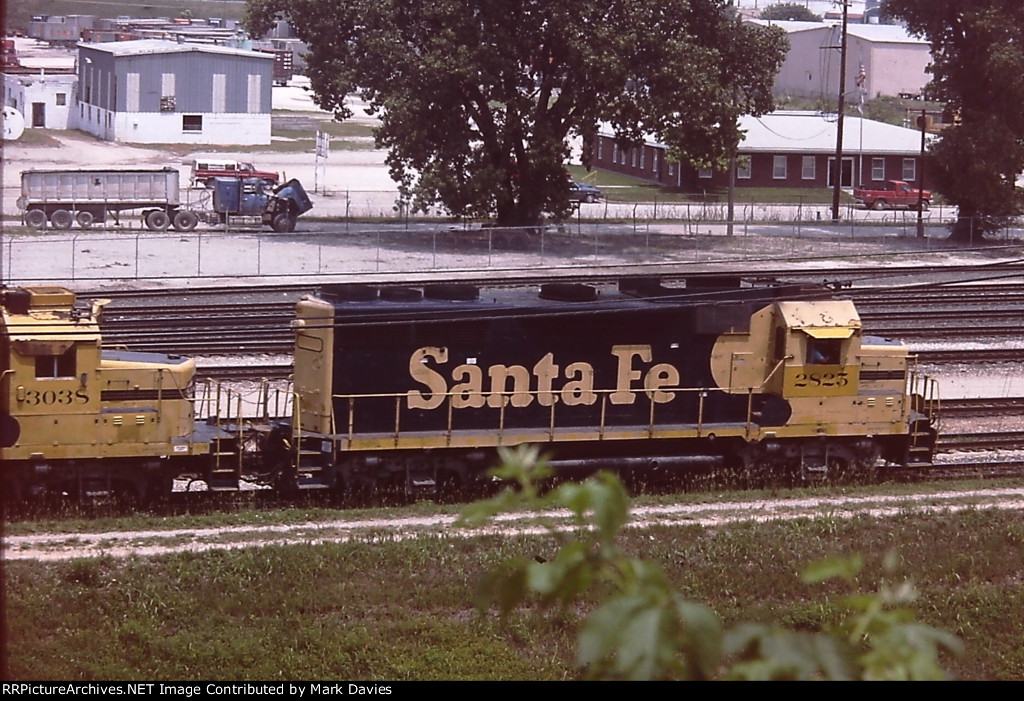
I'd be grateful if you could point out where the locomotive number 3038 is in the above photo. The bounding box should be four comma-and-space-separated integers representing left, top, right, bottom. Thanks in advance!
18, 387, 90, 405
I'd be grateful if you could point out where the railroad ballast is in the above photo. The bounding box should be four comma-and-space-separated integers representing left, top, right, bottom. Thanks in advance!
0, 278, 940, 504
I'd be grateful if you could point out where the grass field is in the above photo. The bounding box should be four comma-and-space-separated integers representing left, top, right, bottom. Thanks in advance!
6, 483, 1024, 680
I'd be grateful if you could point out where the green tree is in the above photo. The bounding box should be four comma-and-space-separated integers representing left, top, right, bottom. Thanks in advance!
245, 0, 786, 226
883, 0, 1024, 241
760, 3, 822, 22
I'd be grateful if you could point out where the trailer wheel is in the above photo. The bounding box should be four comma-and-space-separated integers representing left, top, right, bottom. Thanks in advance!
173, 210, 199, 232
272, 213, 296, 233
145, 210, 171, 231
76, 211, 95, 228
25, 209, 47, 228
51, 209, 74, 229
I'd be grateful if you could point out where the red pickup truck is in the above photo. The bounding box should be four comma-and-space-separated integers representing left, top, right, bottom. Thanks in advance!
852, 180, 931, 210
190, 158, 280, 188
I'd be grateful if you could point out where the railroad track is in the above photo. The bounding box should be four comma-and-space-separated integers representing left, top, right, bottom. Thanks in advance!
937, 430, 1024, 451
88, 274, 1024, 355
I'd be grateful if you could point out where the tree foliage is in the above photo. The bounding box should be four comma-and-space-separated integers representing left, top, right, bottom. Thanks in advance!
461, 446, 961, 680
883, 0, 1024, 240
760, 3, 822, 22
245, 0, 786, 225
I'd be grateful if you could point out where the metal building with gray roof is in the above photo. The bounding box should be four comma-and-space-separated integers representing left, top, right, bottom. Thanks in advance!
76, 39, 273, 145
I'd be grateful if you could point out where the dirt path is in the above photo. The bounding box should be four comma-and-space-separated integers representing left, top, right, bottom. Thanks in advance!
6, 486, 1024, 562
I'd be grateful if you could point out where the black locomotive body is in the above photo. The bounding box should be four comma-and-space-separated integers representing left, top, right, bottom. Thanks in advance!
288, 279, 939, 495
0, 279, 940, 504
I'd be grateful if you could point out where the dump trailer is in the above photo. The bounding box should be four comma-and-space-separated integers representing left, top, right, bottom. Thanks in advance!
18, 168, 313, 232
17, 168, 198, 231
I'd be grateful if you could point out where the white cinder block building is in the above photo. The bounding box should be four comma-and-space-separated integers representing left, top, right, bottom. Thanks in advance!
2, 71, 78, 130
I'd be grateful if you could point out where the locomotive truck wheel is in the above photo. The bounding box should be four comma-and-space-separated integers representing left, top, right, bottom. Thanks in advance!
75, 210, 94, 228
51, 209, 74, 229
145, 209, 171, 231
172, 210, 199, 232
272, 213, 296, 233
872, 199, 888, 211
25, 208, 47, 228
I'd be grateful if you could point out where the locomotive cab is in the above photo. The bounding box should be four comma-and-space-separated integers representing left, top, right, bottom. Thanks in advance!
711, 298, 937, 473
1, 286, 205, 501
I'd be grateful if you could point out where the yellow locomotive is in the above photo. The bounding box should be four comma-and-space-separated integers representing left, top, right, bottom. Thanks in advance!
0, 286, 207, 502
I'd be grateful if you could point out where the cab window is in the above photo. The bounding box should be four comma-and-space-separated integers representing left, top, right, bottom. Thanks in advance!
806, 338, 841, 365
35, 348, 76, 378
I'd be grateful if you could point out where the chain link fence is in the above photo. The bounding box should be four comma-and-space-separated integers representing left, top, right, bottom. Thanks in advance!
5, 211, 1022, 285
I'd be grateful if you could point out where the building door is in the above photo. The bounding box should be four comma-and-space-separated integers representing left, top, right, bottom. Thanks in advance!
31, 102, 45, 127
827, 157, 854, 188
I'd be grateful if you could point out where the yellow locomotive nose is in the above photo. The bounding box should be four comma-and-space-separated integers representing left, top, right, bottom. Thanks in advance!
0, 286, 203, 504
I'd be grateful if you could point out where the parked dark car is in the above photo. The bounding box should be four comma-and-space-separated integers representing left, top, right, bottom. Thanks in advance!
569, 181, 604, 203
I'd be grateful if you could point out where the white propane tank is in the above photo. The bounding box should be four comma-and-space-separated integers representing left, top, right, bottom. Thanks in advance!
2, 106, 25, 141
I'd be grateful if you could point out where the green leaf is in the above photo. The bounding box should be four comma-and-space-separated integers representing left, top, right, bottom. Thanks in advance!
801, 554, 863, 584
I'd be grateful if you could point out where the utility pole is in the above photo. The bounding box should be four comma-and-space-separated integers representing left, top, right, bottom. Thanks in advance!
916, 108, 927, 238
830, 0, 849, 222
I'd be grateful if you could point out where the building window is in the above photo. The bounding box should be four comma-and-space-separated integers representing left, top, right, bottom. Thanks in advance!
55, 93, 66, 106
160, 96, 176, 112
639, 148, 645, 170
652, 150, 658, 172
773, 155, 788, 180
612, 143, 618, 163
630, 149, 637, 168
182, 115, 203, 132
737, 158, 752, 180
698, 167, 713, 179
668, 162, 675, 176
872, 158, 885, 181
597, 140, 603, 161
801, 156, 815, 180
902, 158, 917, 181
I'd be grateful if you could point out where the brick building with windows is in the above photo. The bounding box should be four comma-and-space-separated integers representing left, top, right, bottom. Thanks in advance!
75, 39, 273, 145
593, 111, 929, 193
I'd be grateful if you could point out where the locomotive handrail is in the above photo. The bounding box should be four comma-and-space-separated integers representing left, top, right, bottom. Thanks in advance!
328, 384, 736, 445
762, 356, 792, 386
908, 370, 941, 428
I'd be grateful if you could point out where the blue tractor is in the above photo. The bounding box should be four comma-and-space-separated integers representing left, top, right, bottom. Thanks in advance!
211, 177, 313, 232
